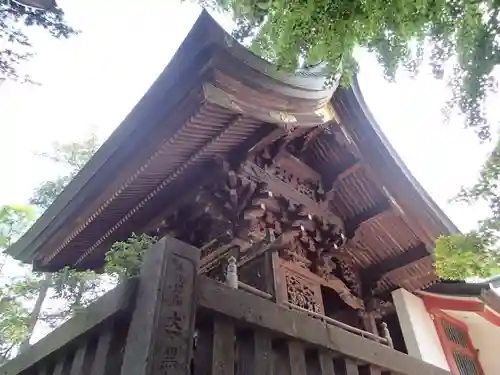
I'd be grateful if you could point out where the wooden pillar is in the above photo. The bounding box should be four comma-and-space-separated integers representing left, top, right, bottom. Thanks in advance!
268, 251, 285, 303
360, 311, 378, 336
120, 236, 200, 375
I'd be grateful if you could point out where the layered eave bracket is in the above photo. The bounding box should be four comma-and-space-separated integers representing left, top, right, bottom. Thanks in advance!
7, 10, 459, 297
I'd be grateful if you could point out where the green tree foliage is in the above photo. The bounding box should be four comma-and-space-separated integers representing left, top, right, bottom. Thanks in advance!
30, 134, 101, 210
435, 233, 500, 280
0, 205, 36, 250
0, 205, 37, 358
0, 204, 36, 275
198, 0, 500, 139
0, 288, 29, 363
436, 148, 500, 280
0, 0, 77, 83
105, 233, 158, 280
10, 134, 104, 352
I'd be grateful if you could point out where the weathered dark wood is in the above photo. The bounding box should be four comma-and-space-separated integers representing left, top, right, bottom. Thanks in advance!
212, 318, 235, 375
288, 342, 307, 375
361, 243, 430, 285
270, 252, 286, 303
52, 359, 65, 375
69, 343, 87, 375
120, 236, 200, 375
198, 276, 451, 375
254, 331, 274, 375
237, 234, 296, 269
329, 161, 361, 188
360, 312, 378, 336
360, 365, 382, 375
344, 359, 359, 375
89, 330, 113, 375
235, 332, 253, 375
241, 162, 344, 230
263, 252, 276, 297
0, 280, 137, 375
344, 200, 390, 239
36, 365, 47, 375
318, 351, 336, 375
193, 326, 213, 375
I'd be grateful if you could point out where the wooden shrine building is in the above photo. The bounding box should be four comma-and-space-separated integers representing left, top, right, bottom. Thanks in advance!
5, 10, 458, 375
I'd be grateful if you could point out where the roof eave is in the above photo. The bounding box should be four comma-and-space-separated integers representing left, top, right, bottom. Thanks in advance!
338, 76, 459, 243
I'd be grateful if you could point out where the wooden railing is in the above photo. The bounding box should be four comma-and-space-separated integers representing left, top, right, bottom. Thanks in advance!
0, 236, 452, 375
0, 279, 137, 375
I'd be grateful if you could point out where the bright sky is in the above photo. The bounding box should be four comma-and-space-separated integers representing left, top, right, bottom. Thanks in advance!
0, 1, 494, 232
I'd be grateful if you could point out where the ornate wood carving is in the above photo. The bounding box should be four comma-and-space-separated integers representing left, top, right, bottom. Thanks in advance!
314, 254, 364, 310
284, 272, 323, 314
241, 161, 344, 231
144, 135, 395, 315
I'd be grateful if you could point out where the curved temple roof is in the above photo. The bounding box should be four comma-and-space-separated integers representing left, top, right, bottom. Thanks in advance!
8, 11, 458, 292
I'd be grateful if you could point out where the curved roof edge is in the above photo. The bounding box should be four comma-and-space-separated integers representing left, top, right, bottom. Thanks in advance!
341, 76, 460, 239
7, 10, 458, 266
5, 10, 335, 264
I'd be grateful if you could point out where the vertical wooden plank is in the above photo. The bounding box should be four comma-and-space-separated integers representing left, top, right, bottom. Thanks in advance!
318, 351, 336, 375
273, 342, 291, 375
37, 364, 48, 375
235, 332, 253, 375
212, 318, 235, 375
89, 331, 113, 375
359, 365, 383, 375
52, 359, 65, 375
254, 331, 273, 375
344, 359, 359, 375
360, 312, 378, 336
288, 341, 307, 375
120, 236, 201, 375
193, 327, 212, 375
366, 366, 382, 375
263, 252, 276, 297
271, 253, 286, 304
69, 343, 87, 375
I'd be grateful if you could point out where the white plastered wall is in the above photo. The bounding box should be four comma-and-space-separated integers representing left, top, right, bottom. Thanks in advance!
391, 288, 450, 371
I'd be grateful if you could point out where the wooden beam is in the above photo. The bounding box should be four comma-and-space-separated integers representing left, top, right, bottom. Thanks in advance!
331, 161, 362, 187
197, 277, 451, 375
241, 162, 345, 231
237, 231, 298, 267
361, 242, 431, 285
344, 200, 391, 239
248, 127, 286, 156
0, 279, 137, 375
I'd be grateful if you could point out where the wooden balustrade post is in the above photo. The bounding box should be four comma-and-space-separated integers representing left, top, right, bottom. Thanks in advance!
380, 322, 394, 349
120, 236, 201, 375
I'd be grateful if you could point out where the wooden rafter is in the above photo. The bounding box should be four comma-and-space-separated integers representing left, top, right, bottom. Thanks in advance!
361, 242, 431, 287
344, 199, 391, 239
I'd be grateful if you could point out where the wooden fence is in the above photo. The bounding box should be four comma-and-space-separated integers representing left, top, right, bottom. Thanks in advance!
0, 236, 452, 375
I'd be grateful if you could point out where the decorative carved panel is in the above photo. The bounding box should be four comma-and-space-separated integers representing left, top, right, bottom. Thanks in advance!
280, 263, 324, 314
